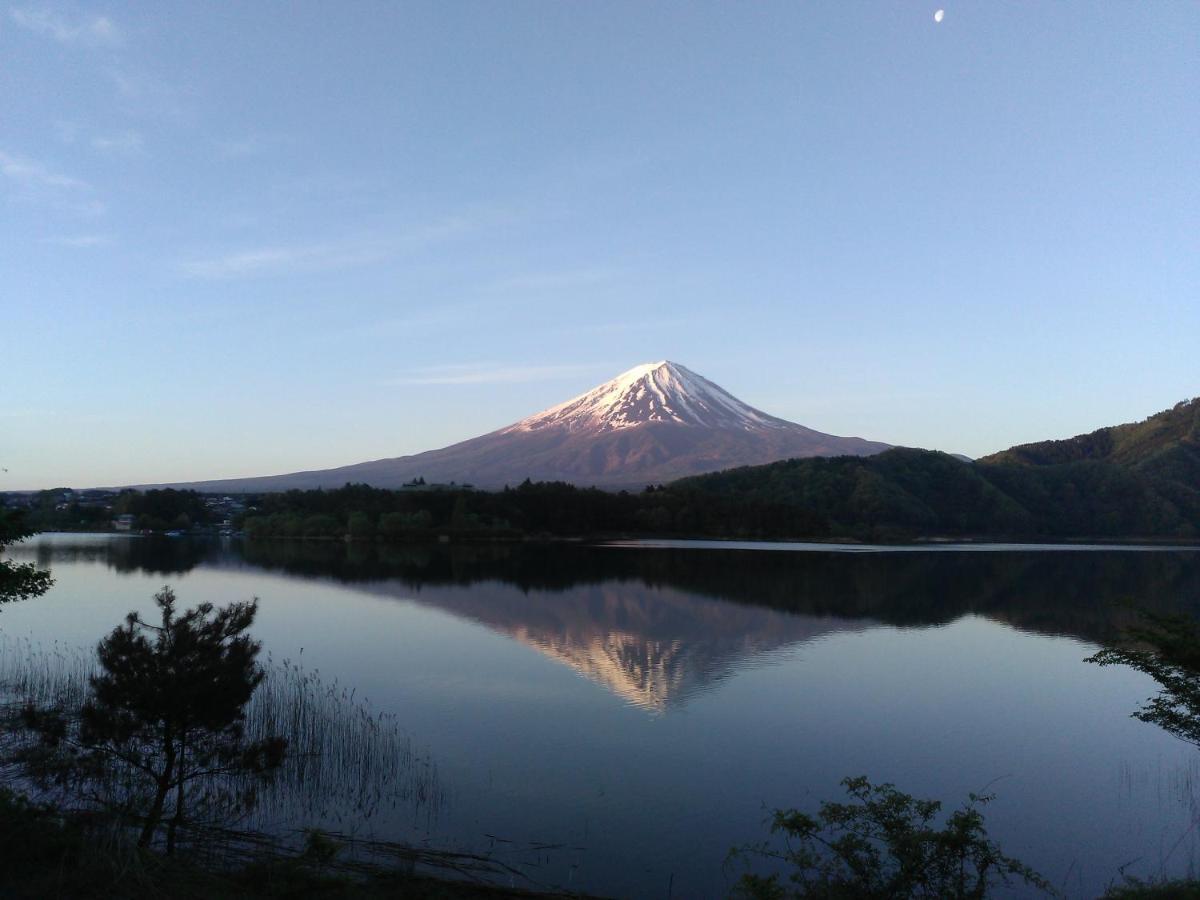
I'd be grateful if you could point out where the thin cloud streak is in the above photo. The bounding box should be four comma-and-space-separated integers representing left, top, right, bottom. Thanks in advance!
487, 267, 621, 294
9, 7, 121, 46
180, 216, 485, 279
42, 234, 113, 248
389, 363, 597, 386
91, 131, 145, 156
0, 149, 103, 215
0, 150, 88, 190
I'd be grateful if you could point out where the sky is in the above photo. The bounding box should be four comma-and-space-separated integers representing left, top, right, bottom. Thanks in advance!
2, 2, 1197, 489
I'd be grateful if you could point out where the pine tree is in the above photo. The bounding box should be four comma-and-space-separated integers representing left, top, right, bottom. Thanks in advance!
23, 587, 285, 852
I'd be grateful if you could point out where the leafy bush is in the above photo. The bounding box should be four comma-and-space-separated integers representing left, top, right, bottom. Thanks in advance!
729, 776, 1052, 899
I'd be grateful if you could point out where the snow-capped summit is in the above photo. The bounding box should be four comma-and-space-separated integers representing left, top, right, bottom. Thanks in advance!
153, 361, 892, 491
505, 361, 788, 434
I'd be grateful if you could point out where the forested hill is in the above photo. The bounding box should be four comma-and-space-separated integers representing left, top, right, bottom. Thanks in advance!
676, 442, 1200, 540
980, 397, 1200, 477
232, 437, 1200, 543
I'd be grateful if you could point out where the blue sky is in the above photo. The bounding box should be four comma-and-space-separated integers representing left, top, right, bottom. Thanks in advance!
2, 2, 1197, 489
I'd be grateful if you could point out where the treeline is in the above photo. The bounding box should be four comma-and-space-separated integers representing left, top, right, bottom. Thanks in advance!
678, 447, 1200, 540
112, 489, 212, 531
238, 445, 1200, 543
240, 480, 829, 541
22, 488, 214, 533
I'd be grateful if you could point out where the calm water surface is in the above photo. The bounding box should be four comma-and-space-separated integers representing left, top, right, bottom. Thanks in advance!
5, 534, 1200, 898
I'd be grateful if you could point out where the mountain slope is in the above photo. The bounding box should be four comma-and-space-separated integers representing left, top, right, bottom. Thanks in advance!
980, 397, 1200, 473
677, 443, 1199, 539
155, 361, 890, 491
980, 397, 1200, 524
673, 397, 1200, 539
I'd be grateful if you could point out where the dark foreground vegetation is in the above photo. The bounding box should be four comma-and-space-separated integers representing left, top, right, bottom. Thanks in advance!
729, 777, 1051, 898
0, 508, 53, 602
0, 786, 582, 900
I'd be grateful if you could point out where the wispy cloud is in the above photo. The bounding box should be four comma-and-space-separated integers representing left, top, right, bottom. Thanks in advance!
0, 149, 104, 216
90, 131, 144, 156
0, 150, 87, 190
388, 363, 596, 386
9, 7, 121, 46
487, 267, 620, 294
42, 233, 113, 248
180, 217, 482, 279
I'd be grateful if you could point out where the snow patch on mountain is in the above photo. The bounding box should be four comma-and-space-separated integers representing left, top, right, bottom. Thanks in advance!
503, 361, 789, 434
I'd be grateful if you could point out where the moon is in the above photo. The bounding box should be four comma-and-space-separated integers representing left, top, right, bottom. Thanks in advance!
934, 9, 944, 22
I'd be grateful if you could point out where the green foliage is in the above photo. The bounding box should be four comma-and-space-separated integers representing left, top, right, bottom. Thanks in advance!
346, 511, 374, 540
682, 445, 1200, 539
378, 510, 433, 537
729, 776, 1052, 899
239, 478, 829, 542
982, 397, 1200, 469
1087, 611, 1200, 746
113, 489, 211, 532
19, 488, 215, 533
0, 508, 52, 604
20, 587, 286, 853
303, 514, 340, 538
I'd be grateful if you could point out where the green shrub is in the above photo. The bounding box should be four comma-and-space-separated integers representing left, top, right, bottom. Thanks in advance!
729, 776, 1052, 899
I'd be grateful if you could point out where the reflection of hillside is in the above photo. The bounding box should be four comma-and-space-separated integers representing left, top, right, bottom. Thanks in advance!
357, 579, 874, 711
16, 538, 1200, 708
230, 540, 1200, 645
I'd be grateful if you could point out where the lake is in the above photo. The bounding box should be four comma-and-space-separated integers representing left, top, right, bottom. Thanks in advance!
4, 533, 1200, 897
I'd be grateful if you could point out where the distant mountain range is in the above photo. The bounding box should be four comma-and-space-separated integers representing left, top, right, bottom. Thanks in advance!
151, 361, 890, 492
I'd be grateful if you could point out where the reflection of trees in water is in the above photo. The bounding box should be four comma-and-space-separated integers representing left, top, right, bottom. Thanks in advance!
27, 535, 221, 576
18, 535, 1200, 713
19, 536, 1200, 645
235, 540, 1200, 645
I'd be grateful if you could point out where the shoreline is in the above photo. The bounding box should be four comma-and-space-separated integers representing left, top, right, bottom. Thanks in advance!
26, 530, 1200, 551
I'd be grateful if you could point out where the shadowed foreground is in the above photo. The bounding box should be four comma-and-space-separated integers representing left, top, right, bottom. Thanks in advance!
0, 787, 601, 900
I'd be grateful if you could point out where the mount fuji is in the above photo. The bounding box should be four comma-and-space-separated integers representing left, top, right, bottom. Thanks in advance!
165, 361, 891, 491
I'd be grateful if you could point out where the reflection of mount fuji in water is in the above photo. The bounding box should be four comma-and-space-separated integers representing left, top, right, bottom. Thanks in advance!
21, 537, 1200, 711
362, 579, 875, 712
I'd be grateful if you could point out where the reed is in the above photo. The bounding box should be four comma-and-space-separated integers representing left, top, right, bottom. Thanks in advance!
0, 635, 444, 835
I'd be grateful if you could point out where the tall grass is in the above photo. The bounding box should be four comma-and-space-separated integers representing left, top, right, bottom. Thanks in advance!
0, 635, 444, 836
244, 651, 445, 831
0, 636, 94, 711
